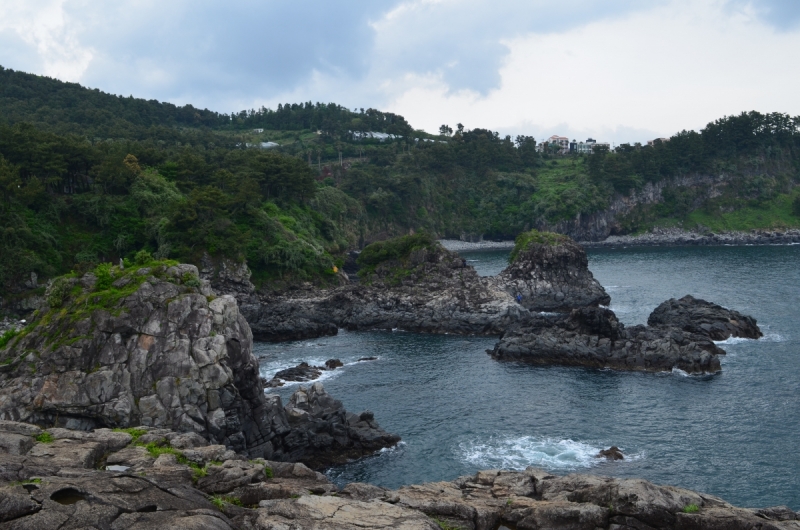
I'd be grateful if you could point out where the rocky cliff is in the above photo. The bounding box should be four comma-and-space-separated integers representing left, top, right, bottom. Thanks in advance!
0, 261, 397, 465
490, 230, 610, 311
0, 420, 797, 529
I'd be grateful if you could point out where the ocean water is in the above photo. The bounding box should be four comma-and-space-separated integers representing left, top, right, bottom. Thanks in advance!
253, 245, 800, 510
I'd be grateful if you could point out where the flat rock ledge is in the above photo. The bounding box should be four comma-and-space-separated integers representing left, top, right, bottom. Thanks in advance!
490, 292, 762, 374
1, 420, 798, 529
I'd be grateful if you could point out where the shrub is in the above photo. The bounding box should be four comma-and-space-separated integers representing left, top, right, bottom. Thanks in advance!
683, 504, 700, 514
47, 277, 73, 308
134, 250, 153, 265
35, 431, 54, 443
0, 329, 19, 349
357, 233, 437, 276
181, 271, 202, 288
93, 262, 113, 290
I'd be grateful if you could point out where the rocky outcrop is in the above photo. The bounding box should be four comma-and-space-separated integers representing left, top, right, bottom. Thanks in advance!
242, 242, 530, 341
0, 262, 398, 466
582, 226, 800, 247
490, 233, 610, 311
226, 234, 611, 342
648, 295, 763, 340
2, 420, 797, 529
490, 306, 726, 374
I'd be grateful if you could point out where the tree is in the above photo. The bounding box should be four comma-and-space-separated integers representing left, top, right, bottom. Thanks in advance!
439, 124, 453, 137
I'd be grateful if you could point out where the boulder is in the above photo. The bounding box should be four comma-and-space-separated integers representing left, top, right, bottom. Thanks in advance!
647, 295, 762, 340
597, 446, 624, 460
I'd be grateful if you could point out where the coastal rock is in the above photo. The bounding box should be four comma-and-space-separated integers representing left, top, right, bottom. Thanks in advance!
490, 233, 610, 311
647, 295, 762, 340
1, 420, 798, 529
241, 240, 530, 341
490, 306, 725, 374
0, 263, 398, 466
597, 446, 625, 460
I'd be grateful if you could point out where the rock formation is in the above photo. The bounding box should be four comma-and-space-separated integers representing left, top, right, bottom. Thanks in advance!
489, 231, 610, 311
490, 306, 726, 374
1, 420, 797, 529
217, 233, 611, 342
648, 294, 763, 340
0, 261, 397, 466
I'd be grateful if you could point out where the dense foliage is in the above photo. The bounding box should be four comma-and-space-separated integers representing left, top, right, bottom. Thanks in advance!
1, 65, 799, 296
508, 230, 570, 263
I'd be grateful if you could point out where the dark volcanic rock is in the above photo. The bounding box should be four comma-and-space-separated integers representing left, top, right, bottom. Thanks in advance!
281, 383, 401, 469
597, 446, 624, 460
490, 306, 724, 374
490, 233, 610, 311
648, 294, 762, 340
273, 362, 323, 383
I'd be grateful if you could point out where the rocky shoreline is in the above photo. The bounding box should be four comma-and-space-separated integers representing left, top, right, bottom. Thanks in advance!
1, 418, 798, 528
579, 227, 800, 247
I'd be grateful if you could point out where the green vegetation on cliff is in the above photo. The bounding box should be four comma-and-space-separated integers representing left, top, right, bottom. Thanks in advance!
508, 230, 570, 263
1, 65, 799, 298
356, 233, 439, 283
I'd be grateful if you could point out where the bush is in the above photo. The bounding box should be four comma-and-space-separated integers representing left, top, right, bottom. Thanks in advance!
357, 233, 437, 269
682, 504, 700, 514
134, 250, 153, 265
0, 329, 19, 349
35, 431, 54, 443
94, 263, 113, 290
47, 277, 73, 308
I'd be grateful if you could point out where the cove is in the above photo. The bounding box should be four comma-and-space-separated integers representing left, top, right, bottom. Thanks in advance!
254, 244, 800, 510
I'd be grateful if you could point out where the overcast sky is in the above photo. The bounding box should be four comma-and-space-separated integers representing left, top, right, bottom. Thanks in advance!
2, 0, 800, 144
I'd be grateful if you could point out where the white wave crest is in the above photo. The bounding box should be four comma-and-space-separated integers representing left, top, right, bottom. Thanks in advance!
457, 436, 625, 471
715, 331, 785, 345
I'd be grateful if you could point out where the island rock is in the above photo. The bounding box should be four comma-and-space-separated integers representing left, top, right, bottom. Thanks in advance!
648, 294, 763, 340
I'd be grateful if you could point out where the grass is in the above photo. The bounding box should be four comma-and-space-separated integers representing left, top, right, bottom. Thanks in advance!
34, 431, 54, 443
682, 504, 700, 514
432, 517, 463, 530
210, 495, 243, 510
112, 427, 148, 443
509, 229, 570, 263
0, 329, 19, 349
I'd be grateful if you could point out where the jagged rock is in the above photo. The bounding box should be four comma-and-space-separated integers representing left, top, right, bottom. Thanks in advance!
597, 446, 624, 460
325, 359, 343, 369
0, 263, 399, 466
647, 295, 762, 340
273, 362, 324, 383
490, 306, 725, 374
281, 383, 401, 469
490, 232, 610, 311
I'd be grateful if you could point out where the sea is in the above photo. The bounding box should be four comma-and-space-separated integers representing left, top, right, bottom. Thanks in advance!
253, 245, 800, 510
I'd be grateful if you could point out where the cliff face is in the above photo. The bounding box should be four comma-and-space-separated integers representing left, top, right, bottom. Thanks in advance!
533, 173, 729, 241
490, 234, 610, 311
0, 262, 397, 464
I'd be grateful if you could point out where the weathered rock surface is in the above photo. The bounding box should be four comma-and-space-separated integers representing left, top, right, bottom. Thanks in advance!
490, 306, 726, 374
0, 263, 398, 466
2, 420, 797, 529
263, 360, 344, 388
648, 295, 763, 340
226, 237, 611, 342
489, 235, 610, 311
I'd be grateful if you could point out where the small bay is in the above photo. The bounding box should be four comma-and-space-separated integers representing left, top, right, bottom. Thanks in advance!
254, 244, 800, 510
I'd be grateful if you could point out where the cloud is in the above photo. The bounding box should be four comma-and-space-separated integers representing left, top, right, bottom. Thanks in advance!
0, 0, 799, 144
383, 0, 800, 144
727, 0, 800, 30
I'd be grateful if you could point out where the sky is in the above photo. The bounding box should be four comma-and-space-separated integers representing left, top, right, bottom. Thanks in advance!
1, 0, 800, 144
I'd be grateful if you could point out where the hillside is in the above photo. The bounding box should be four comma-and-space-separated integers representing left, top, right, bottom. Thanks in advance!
1, 65, 799, 301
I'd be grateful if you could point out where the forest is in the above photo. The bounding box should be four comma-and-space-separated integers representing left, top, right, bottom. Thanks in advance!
1, 65, 799, 294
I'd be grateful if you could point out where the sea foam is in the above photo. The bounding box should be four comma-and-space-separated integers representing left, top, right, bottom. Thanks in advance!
457, 436, 628, 471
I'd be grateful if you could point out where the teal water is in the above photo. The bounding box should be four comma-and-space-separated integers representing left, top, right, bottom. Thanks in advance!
254, 245, 800, 510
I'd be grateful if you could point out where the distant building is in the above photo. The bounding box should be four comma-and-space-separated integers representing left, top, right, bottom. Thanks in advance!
351, 131, 401, 142
245, 141, 279, 149
647, 137, 669, 147
252, 128, 264, 133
